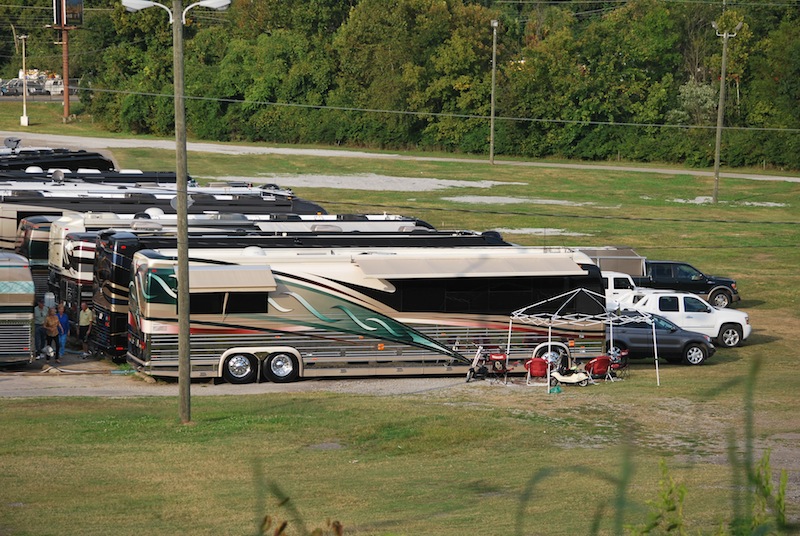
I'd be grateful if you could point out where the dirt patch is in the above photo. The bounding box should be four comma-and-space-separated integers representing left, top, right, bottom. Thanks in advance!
212, 174, 517, 192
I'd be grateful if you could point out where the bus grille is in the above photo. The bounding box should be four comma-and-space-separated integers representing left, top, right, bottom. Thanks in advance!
0, 322, 33, 360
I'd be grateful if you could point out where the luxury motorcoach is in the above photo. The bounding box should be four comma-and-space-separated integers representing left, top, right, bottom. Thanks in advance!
127, 246, 605, 383
92, 227, 509, 361
0, 191, 327, 249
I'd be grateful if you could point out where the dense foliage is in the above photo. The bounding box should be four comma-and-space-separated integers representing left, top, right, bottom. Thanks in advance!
1, 0, 798, 168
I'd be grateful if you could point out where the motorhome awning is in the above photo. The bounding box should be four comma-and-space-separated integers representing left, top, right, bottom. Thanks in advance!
354, 254, 587, 279
189, 265, 277, 292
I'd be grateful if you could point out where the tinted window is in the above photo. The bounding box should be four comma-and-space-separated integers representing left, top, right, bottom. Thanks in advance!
190, 292, 269, 314
676, 265, 701, 280
652, 265, 672, 278
684, 296, 708, 313
659, 296, 679, 312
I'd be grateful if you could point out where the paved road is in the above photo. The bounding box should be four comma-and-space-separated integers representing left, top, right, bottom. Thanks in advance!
3, 130, 799, 183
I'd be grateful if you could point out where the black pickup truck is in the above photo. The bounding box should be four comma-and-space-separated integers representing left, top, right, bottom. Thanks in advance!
631, 260, 740, 308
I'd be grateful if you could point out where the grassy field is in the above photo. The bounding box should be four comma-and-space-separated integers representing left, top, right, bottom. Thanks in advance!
1, 104, 799, 535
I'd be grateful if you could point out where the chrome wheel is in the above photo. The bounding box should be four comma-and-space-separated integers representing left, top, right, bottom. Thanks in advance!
223, 354, 258, 384
263, 352, 299, 383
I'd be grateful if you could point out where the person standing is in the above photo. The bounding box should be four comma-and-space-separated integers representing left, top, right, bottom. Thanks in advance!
33, 298, 48, 358
78, 301, 94, 358
43, 307, 61, 363
56, 303, 70, 360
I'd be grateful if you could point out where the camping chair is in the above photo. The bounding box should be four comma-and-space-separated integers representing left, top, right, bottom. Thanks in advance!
524, 357, 549, 386
584, 355, 613, 383
487, 352, 511, 384
609, 352, 628, 380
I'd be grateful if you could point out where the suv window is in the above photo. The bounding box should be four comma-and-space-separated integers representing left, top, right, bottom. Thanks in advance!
684, 296, 709, 313
659, 296, 679, 312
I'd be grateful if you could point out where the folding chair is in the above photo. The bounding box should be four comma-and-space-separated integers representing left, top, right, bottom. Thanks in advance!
609, 353, 628, 380
584, 355, 613, 383
487, 352, 511, 384
524, 357, 549, 386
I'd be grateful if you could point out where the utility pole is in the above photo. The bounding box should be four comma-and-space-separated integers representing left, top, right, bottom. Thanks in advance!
711, 20, 742, 204
53, 0, 76, 121
489, 20, 499, 165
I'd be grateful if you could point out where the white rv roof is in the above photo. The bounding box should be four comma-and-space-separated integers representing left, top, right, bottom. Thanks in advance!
354, 254, 586, 279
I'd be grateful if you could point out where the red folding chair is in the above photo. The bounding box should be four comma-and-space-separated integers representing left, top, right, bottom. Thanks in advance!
524, 357, 549, 386
584, 355, 613, 383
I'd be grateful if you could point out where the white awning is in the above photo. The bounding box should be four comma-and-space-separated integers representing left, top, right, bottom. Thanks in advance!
354, 253, 587, 279
189, 265, 277, 292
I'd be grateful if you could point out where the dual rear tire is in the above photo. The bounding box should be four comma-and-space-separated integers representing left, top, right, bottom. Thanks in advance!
222, 352, 299, 384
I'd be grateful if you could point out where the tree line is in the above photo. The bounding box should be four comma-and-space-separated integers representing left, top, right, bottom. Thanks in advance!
2, 0, 798, 169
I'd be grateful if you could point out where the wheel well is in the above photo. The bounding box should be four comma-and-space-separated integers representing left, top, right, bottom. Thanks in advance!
708, 288, 732, 300
218, 347, 303, 379
532, 341, 570, 358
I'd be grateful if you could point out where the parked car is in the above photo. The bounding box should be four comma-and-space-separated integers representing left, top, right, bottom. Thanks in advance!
619, 290, 751, 348
607, 311, 716, 365
45, 79, 64, 95
26, 81, 47, 95
45, 79, 79, 95
0, 79, 24, 96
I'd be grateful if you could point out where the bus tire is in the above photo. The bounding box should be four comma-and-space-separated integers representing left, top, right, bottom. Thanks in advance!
222, 353, 258, 384
263, 352, 299, 383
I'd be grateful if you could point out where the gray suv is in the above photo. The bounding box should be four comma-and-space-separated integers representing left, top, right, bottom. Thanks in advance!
606, 312, 716, 365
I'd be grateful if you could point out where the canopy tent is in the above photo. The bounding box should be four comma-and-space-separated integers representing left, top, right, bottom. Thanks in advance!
507, 287, 663, 386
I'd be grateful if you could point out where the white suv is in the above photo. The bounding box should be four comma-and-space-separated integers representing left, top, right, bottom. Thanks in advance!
620, 290, 751, 348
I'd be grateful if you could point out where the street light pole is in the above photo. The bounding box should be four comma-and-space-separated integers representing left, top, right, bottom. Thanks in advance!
489, 19, 499, 165
711, 20, 742, 204
171, 0, 191, 425
122, 0, 230, 424
19, 35, 28, 127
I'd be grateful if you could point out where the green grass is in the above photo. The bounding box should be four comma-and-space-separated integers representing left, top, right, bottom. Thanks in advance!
0, 104, 798, 534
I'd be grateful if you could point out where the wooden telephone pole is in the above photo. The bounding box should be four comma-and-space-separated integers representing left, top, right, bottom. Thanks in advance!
53, 0, 77, 121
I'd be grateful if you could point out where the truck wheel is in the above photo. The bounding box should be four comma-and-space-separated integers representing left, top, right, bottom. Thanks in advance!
262, 352, 299, 383
709, 290, 731, 308
682, 344, 707, 365
718, 324, 743, 348
222, 353, 258, 384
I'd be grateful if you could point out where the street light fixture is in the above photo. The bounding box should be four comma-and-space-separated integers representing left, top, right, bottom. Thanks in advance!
489, 19, 499, 165
711, 20, 743, 204
122, 0, 174, 22
19, 35, 28, 127
121, 0, 231, 424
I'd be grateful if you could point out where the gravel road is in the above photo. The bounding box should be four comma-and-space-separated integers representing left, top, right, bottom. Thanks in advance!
0, 355, 475, 398
3, 130, 799, 183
